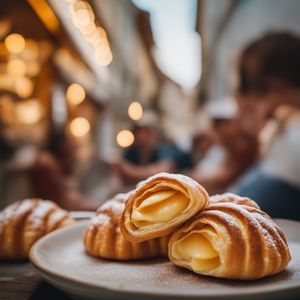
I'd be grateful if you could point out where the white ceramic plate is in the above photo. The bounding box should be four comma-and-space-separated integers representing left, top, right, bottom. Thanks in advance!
30, 219, 300, 300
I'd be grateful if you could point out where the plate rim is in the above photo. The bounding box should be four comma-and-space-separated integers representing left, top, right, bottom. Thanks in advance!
29, 219, 300, 298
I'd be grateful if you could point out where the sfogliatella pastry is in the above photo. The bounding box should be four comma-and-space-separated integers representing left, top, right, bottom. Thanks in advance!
0, 198, 75, 260
168, 201, 291, 280
120, 173, 209, 242
209, 193, 260, 209
84, 193, 169, 260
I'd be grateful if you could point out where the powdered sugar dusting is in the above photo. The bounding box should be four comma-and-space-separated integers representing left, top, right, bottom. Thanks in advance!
28, 200, 54, 221
91, 213, 111, 226
210, 193, 259, 209
13, 199, 34, 217
99, 200, 125, 215
48, 209, 67, 224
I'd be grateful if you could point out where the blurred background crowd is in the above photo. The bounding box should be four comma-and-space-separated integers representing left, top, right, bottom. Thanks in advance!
0, 0, 300, 220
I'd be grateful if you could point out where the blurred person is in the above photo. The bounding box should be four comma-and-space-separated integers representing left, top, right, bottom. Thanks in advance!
188, 116, 258, 195
191, 129, 226, 180
116, 111, 192, 186
190, 130, 215, 166
117, 112, 174, 186
232, 32, 300, 220
30, 130, 100, 211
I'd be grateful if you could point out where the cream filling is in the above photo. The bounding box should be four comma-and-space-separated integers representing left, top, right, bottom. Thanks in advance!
173, 230, 220, 272
132, 190, 189, 227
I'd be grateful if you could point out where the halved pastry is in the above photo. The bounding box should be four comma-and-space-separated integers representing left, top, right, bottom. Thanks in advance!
209, 193, 260, 209
120, 173, 209, 242
168, 202, 291, 280
0, 198, 75, 260
83, 193, 169, 260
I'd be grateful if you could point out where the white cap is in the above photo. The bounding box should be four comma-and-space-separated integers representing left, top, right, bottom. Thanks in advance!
136, 110, 159, 128
206, 96, 237, 119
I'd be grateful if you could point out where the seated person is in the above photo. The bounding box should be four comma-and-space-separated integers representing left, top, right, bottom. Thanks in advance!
30, 130, 100, 211
188, 116, 258, 195
190, 130, 215, 167
117, 112, 174, 186
232, 32, 300, 220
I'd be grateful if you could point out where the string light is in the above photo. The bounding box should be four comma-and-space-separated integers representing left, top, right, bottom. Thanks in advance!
16, 100, 42, 124
128, 101, 143, 121
68, 1, 113, 67
5, 33, 25, 54
7, 59, 27, 76
95, 46, 113, 66
15, 77, 33, 98
66, 83, 86, 105
69, 117, 90, 137
27, 61, 40, 77
72, 1, 94, 27
116, 130, 134, 148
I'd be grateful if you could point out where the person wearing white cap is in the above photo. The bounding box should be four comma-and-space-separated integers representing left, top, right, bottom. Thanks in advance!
188, 97, 259, 194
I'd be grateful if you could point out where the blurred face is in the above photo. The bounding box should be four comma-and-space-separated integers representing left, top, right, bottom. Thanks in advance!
213, 119, 237, 144
235, 91, 279, 136
134, 127, 157, 150
233, 52, 290, 136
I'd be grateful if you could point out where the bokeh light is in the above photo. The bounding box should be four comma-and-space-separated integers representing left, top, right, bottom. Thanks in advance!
26, 60, 40, 77
15, 77, 34, 98
128, 101, 143, 121
69, 117, 90, 137
5, 33, 25, 54
7, 59, 27, 76
16, 100, 42, 124
95, 46, 113, 66
66, 83, 86, 105
116, 130, 135, 148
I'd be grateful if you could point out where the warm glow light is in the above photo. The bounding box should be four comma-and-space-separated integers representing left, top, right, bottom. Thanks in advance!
16, 99, 42, 124
15, 77, 34, 98
116, 130, 135, 148
75, 9, 91, 26
83, 26, 98, 42
78, 22, 96, 35
88, 27, 107, 46
5, 33, 25, 54
96, 27, 107, 39
69, 117, 90, 137
66, 83, 86, 105
71, 1, 95, 27
68, 0, 112, 67
7, 59, 27, 76
27, 61, 40, 77
95, 46, 113, 66
128, 101, 143, 121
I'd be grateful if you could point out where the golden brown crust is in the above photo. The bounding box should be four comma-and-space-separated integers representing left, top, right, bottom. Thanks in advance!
0, 199, 75, 260
120, 173, 209, 242
209, 193, 260, 209
168, 202, 291, 280
83, 193, 169, 260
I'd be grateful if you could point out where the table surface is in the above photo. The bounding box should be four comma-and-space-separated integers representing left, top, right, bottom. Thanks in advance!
1, 261, 300, 300
0, 262, 71, 300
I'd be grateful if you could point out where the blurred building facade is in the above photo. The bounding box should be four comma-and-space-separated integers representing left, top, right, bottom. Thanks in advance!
197, 0, 300, 100
0, 0, 162, 207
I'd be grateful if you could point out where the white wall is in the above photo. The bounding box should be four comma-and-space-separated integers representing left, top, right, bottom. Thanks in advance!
207, 0, 300, 100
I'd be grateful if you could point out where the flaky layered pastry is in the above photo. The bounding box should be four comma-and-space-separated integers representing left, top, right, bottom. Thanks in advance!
0, 199, 74, 260
120, 173, 209, 242
169, 202, 291, 280
84, 193, 169, 260
209, 193, 260, 209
